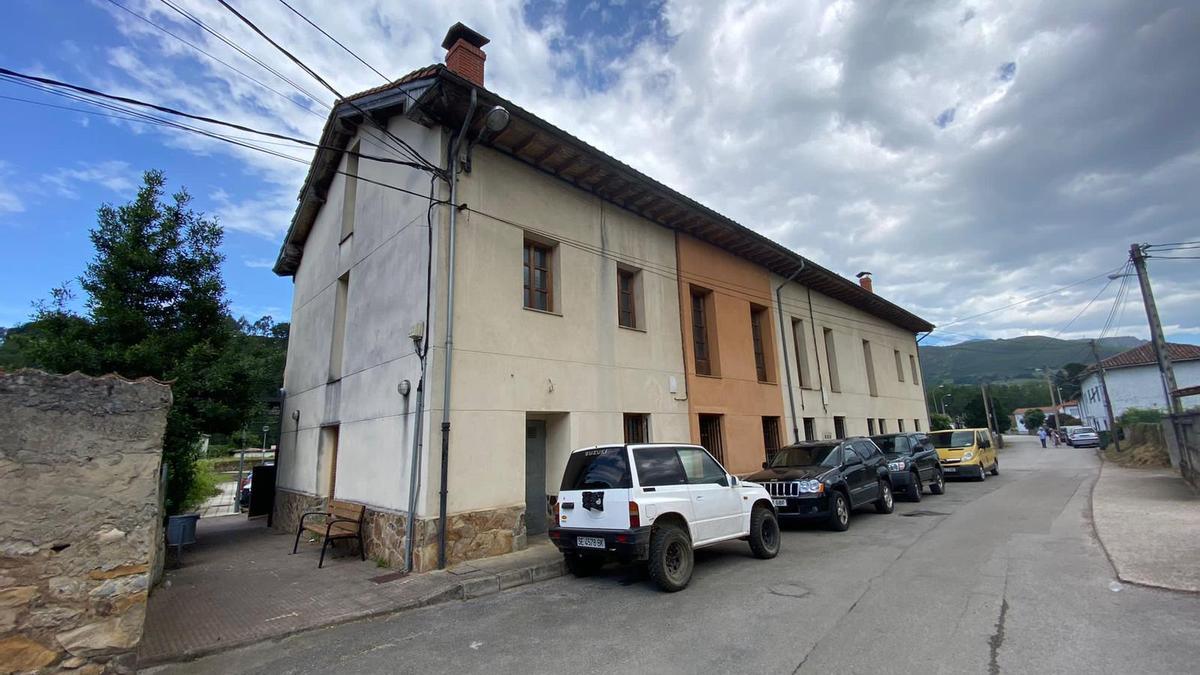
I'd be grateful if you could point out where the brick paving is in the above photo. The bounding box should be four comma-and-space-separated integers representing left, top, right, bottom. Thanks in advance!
139, 514, 563, 667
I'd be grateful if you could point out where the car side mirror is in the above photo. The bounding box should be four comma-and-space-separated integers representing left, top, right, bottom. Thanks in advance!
845, 455, 862, 466
729, 476, 739, 487
980, 440, 991, 449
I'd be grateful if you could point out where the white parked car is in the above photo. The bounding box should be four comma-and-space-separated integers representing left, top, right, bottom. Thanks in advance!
549, 443, 780, 592
1068, 426, 1100, 448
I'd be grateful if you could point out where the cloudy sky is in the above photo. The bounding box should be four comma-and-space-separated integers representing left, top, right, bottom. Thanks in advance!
1, 0, 1197, 345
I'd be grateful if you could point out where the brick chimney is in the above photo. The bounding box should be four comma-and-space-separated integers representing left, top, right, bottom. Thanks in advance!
442, 22, 489, 87
856, 271, 874, 293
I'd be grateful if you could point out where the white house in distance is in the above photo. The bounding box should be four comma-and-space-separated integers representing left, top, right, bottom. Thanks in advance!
1012, 400, 1081, 433
1078, 343, 1200, 430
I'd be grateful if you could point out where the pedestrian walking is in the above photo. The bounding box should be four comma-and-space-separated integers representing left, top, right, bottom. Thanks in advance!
1038, 426, 1048, 448
1052, 429, 1060, 447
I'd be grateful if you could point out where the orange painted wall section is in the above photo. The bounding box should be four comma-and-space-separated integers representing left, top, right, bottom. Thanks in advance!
676, 233, 787, 474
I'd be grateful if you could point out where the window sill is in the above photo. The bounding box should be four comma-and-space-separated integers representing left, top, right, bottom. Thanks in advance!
757, 380, 778, 386
327, 376, 342, 384
695, 372, 722, 380
523, 306, 563, 317
618, 324, 646, 333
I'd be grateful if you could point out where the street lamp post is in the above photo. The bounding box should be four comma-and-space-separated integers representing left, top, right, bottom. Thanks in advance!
262, 425, 269, 453
941, 393, 952, 416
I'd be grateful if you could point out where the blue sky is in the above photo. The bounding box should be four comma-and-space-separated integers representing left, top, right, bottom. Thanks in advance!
1, 0, 1197, 348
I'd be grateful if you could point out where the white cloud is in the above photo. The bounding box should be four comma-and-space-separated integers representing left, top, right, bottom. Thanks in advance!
0, 162, 25, 215
88, 0, 1200, 341
43, 160, 138, 199
242, 257, 276, 269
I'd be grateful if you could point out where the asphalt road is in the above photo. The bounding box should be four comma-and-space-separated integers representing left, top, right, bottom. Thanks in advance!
157, 435, 1200, 674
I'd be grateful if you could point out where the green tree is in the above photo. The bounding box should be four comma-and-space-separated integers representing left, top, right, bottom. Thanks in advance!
930, 413, 953, 431
1024, 409, 1046, 431
10, 170, 259, 513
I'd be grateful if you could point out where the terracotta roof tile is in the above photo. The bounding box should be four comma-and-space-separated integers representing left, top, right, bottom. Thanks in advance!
1097, 342, 1200, 370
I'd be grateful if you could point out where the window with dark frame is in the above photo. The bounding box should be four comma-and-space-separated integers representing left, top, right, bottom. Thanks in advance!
691, 290, 712, 375
762, 417, 781, 461
833, 416, 847, 439
879, 418, 888, 434
698, 414, 724, 464
898, 419, 906, 432
523, 240, 553, 311
623, 413, 649, 444
914, 418, 921, 431
751, 308, 769, 382
867, 418, 877, 435
803, 417, 816, 441
617, 268, 637, 328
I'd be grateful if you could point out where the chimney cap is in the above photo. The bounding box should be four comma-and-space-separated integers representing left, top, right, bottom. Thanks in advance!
856, 271, 872, 279
442, 22, 490, 50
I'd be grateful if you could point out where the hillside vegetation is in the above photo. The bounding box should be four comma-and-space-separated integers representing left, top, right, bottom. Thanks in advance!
918, 336, 1143, 385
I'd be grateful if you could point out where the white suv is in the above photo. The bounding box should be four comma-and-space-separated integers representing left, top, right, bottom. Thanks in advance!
548, 443, 780, 592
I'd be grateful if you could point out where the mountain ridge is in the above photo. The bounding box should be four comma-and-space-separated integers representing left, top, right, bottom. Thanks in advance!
918, 335, 1145, 384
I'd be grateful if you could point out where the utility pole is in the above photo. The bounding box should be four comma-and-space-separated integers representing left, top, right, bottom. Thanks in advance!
1091, 340, 1120, 452
980, 383, 994, 432
1130, 243, 1182, 414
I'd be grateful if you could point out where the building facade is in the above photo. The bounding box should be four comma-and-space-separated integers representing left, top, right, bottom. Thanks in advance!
271, 25, 933, 572
1078, 343, 1200, 430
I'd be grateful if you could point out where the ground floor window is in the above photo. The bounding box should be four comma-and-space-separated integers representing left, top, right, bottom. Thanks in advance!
898, 419, 906, 432
698, 414, 724, 464
833, 416, 846, 439
879, 419, 888, 434
867, 418, 877, 435
803, 417, 816, 441
762, 416, 781, 461
914, 419, 921, 431
624, 413, 649, 444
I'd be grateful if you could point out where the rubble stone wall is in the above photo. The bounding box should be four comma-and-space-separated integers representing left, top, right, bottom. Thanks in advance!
274, 490, 526, 573
0, 370, 171, 674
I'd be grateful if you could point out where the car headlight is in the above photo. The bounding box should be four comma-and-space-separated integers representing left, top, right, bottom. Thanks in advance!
961, 451, 974, 461
798, 480, 824, 493
887, 460, 907, 472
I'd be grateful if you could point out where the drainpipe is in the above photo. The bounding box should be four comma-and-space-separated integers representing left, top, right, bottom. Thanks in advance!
403, 366, 425, 573
775, 261, 806, 443
437, 88, 477, 570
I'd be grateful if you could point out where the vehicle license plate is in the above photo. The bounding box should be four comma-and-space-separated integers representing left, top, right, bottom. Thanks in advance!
772, 498, 787, 507
577, 536, 605, 549
944, 467, 957, 474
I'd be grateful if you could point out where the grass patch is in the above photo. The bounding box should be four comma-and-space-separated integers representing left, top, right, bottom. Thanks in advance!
182, 459, 225, 512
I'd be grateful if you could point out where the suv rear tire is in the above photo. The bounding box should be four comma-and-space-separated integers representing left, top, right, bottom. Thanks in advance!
875, 480, 895, 514
929, 470, 946, 495
748, 506, 780, 559
648, 525, 693, 592
990, 459, 1000, 476
827, 490, 850, 531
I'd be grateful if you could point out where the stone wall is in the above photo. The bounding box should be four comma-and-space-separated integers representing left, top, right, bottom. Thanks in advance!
273, 490, 526, 572
0, 370, 171, 674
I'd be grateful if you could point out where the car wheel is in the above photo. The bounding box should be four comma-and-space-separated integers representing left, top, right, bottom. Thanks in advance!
648, 525, 693, 592
907, 473, 922, 501
748, 505, 780, 559
564, 553, 603, 578
826, 490, 850, 532
977, 465, 988, 481
990, 458, 1000, 476
929, 470, 946, 495
875, 481, 895, 514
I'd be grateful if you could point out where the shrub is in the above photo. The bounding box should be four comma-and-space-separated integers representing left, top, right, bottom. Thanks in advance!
1118, 407, 1164, 426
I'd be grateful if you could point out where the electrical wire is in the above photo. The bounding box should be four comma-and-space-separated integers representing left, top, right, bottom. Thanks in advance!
932, 265, 1129, 332
276, 0, 389, 82
213, 0, 442, 175
104, 0, 326, 120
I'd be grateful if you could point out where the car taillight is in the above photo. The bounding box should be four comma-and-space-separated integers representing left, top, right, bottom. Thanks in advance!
628, 502, 640, 528
552, 500, 560, 523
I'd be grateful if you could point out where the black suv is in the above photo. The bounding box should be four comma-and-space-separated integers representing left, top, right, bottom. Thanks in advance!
870, 433, 945, 501
742, 438, 894, 531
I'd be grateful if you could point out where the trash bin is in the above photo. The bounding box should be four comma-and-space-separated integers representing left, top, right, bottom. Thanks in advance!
166, 513, 200, 546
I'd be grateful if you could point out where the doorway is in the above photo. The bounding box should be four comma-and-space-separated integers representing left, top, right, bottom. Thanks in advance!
525, 419, 547, 536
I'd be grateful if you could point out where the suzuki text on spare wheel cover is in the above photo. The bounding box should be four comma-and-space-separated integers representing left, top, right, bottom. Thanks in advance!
549, 443, 779, 592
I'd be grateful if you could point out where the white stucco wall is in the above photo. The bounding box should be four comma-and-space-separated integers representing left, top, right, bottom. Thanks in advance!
421, 144, 691, 517
278, 117, 443, 513
771, 277, 929, 441
1078, 360, 1200, 430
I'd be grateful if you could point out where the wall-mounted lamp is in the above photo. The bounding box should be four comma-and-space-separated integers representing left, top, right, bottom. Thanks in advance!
398, 379, 412, 397
291, 410, 300, 423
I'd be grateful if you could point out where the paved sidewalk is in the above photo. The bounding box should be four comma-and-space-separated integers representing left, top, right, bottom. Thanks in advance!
139, 515, 563, 668
1092, 462, 1200, 592
198, 481, 239, 518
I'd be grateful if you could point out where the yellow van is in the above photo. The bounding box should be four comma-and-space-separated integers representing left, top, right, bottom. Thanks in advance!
928, 428, 998, 481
